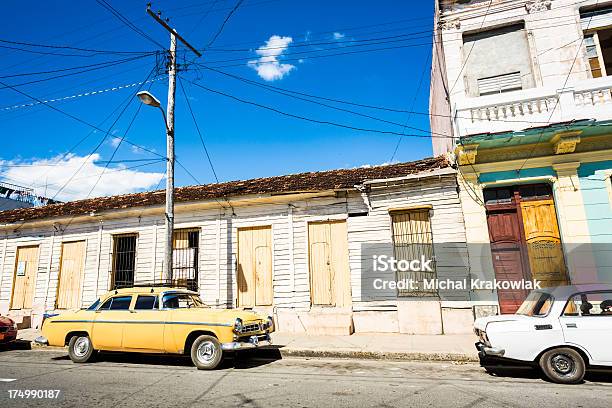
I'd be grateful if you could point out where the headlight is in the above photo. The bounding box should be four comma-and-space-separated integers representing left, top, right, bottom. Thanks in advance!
233, 318, 243, 333
12, 322, 17, 330
267, 316, 274, 331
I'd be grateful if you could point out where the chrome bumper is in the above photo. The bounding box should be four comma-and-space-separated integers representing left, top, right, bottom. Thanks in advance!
475, 341, 505, 357
222, 334, 272, 351
34, 336, 49, 346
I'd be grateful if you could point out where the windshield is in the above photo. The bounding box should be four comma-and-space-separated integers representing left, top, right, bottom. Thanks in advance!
516, 291, 553, 317
162, 293, 205, 309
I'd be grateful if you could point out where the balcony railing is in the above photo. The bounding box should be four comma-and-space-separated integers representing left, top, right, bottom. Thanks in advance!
453, 76, 612, 137
0, 181, 59, 207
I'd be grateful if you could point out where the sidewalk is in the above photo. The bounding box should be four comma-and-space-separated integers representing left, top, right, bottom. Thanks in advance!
18, 328, 478, 362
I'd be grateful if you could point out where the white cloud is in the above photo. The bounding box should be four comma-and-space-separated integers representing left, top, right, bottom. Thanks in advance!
248, 35, 295, 81
333, 32, 345, 40
0, 154, 164, 202
109, 137, 122, 147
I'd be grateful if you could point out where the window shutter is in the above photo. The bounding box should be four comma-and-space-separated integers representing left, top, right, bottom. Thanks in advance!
477, 72, 522, 96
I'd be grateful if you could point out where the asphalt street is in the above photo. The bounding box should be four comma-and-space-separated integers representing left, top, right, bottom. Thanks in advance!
0, 344, 610, 408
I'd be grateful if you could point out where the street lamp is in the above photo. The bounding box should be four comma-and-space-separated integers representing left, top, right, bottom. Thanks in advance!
136, 91, 161, 108
137, 90, 174, 286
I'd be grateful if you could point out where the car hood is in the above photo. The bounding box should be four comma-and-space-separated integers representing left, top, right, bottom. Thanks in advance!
0, 315, 14, 326
474, 314, 528, 331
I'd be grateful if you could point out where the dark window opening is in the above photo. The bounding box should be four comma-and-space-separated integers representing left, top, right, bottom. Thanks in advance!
172, 229, 199, 292
134, 295, 158, 310
99, 295, 132, 311
112, 235, 137, 289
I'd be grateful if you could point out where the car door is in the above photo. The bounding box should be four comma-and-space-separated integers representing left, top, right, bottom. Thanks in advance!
560, 291, 612, 365
91, 295, 132, 350
122, 294, 167, 352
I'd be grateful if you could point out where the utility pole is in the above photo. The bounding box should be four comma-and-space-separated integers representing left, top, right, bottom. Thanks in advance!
146, 4, 201, 284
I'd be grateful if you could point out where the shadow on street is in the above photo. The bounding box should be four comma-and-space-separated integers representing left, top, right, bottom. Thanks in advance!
0, 339, 31, 352
482, 364, 612, 384
48, 347, 283, 370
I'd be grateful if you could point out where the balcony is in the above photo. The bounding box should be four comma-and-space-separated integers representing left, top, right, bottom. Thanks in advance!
453, 76, 612, 137
0, 181, 58, 210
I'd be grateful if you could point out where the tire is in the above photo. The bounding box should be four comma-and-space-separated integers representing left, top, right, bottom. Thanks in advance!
67, 335, 96, 363
539, 347, 585, 384
190, 335, 222, 370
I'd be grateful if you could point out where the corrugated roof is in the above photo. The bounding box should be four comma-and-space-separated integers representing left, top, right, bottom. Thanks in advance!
0, 155, 450, 225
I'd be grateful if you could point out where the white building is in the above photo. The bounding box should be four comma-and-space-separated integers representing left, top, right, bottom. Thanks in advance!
0, 157, 478, 334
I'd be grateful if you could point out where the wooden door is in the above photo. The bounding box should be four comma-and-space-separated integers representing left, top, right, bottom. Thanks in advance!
10, 246, 39, 310
486, 210, 529, 314
56, 241, 86, 309
520, 199, 568, 288
237, 226, 272, 307
308, 221, 351, 307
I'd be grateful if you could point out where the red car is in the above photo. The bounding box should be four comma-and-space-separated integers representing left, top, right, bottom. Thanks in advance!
0, 315, 17, 344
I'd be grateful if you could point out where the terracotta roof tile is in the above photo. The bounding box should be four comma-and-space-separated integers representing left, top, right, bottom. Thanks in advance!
0, 155, 450, 225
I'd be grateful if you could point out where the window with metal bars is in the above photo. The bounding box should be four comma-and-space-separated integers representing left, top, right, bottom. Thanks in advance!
390, 210, 437, 297
172, 229, 199, 292
111, 235, 137, 289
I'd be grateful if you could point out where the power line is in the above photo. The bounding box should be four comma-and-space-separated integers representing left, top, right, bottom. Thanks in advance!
205, 0, 245, 49
177, 78, 220, 182
96, 0, 166, 50
183, 78, 455, 139
516, 0, 601, 173
390, 51, 431, 162
0, 53, 154, 80
178, 77, 234, 212
0, 71, 165, 162
194, 64, 553, 126
191, 62, 439, 137
0, 76, 165, 112
46, 65, 159, 201
0, 38, 154, 55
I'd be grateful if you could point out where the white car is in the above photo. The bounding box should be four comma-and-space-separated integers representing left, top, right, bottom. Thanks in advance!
474, 284, 612, 384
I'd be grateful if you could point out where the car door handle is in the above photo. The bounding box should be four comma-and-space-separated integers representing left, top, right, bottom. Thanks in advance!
566, 323, 577, 328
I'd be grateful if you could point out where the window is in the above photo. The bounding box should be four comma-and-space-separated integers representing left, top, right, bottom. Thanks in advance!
162, 293, 204, 309
581, 8, 612, 77
564, 292, 612, 316
516, 291, 553, 317
98, 296, 132, 311
390, 209, 436, 296
462, 23, 535, 97
477, 72, 522, 96
86, 298, 100, 311
112, 235, 137, 289
134, 295, 158, 310
172, 229, 199, 292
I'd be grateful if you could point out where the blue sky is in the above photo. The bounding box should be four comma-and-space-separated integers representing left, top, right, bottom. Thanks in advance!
0, 0, 435, 201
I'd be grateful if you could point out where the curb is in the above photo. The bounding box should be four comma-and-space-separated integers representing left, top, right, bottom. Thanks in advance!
268, 347, 479, 363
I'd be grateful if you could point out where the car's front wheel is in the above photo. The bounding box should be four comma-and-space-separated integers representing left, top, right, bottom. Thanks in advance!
539, 347, 585, 384
67, 335, 96, 363
190, 335, 222, 370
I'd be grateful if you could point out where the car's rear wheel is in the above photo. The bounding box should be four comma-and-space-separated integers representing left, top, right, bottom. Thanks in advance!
68, 335, 96, 363
190, 335, 222, 370
539, 347, 585, 384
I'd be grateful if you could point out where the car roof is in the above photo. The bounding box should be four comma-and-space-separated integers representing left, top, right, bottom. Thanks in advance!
102, 287, 198, 297
536, 284, 612, 300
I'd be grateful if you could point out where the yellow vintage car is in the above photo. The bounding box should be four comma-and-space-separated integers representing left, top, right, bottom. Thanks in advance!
35, 287, 274, 370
